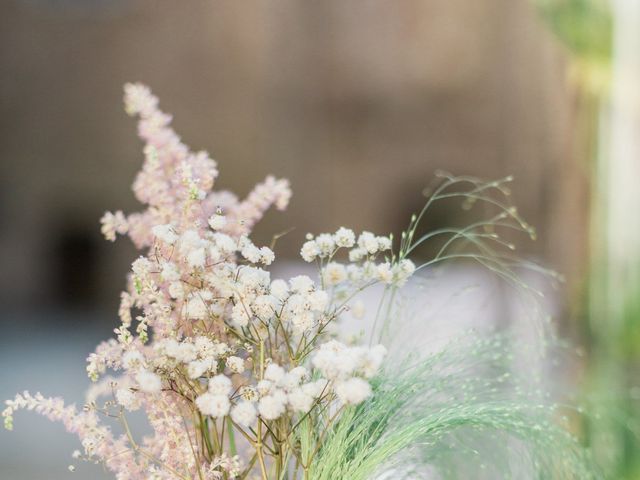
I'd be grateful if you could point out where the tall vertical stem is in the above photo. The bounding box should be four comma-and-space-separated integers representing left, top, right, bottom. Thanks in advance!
256, 339, 269, 479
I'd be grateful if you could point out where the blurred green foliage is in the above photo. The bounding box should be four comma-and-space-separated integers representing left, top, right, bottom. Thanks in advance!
536, 0, 611, 60
533, 1, 640, 479
536, 0, 612, 94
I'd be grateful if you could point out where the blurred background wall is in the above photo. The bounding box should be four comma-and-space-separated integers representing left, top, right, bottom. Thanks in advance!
0, 0, 587, 313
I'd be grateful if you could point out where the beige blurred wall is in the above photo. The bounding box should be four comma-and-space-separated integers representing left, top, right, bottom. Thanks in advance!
0, 0, 588, 309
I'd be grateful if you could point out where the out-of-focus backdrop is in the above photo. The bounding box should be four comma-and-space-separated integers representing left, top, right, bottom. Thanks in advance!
1, 0, 638, 478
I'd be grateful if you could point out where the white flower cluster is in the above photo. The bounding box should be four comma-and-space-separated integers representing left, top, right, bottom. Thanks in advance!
104, 219, 402, 466
193, 341, 385, 425
301, 228, 393, 264
152, 220, 274, 273
339, 257, 416, 287
191, 366, 317, 425
256, 364, 322, 420
196, 375, 232, 418
115, 387, 141, 412
155, 336, 232, 380
117, 221, 400, 424
111, 335, 241, 411
182, 270, 328, 336
194, 342, 386, 423
300, 227, 356, 262
312, 340, 386, 405
302, 228, 416, 288
266, 276, 329, 334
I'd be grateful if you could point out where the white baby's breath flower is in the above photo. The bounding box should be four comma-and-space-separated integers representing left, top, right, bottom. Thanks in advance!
349, 247, 367, 262
358, 231, 379, 254
260, 247, 275, 265
168, 282, 184, 299
257, 380, 273, 396
136, 370, 162, 393
151, 224, 178, 245
270, 279, 289, 300
347, 264, 364, 282
163, 339, 180, 357
208, 374, 233, 396
308, 290, 329, 311
173, 342, 197, 363
239, 386, 258, 401
160, 262, 180, 282
258, 394, 286, 420
187, 247, 207, 269
212, 341, 230, 357
287, 388, 314, 412
208, 214, 227, 231
361, 261, 377, 279
264, 364, 285, 383
132, 257, 152, 276
376, 263, 394, 284
210, 297, 230, 316
289, 275, 314, 293
230, 401, 257, 427
186, 296, 209, 320
394, 259, 416, 286
240, 240, 262, 263
188, 359, 210, 379
300, 240, 320, 262
196, 393, 230, 418
226, 356, 245, 374
312, 340, 348, 379
236, 266, 270, 293
360, 344, 387, 378
301, 379, 329, 398
334, 227, 356, 248
122, 350, 144, 370
208, 245, 221, 263
230, 303, 251, 328
252, 295, 276, 320
322, 262, 347, 286
115, 388, 140, 411
212, 233, 236, 254
334, 377, 372, 405
271, 368, 305, 393
312, 341, 383, 381
377, 236, 392, 251
289, 310, 315, 334
179, 230, 204, 256
315, 234, 335, 256
195, 336, 215, 357
289, 366, 309, 383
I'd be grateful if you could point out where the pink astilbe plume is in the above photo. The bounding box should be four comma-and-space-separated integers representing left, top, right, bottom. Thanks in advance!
102, 83, 291, 248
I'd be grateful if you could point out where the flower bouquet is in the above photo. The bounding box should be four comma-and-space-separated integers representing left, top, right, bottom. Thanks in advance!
3, 84, 597, 479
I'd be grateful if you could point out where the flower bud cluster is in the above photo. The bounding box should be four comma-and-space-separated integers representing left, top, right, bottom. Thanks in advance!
302, 228, 416, 288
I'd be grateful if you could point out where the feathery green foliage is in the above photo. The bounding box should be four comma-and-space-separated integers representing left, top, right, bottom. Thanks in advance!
304, 174, 598, 479
309, 335, 598, 479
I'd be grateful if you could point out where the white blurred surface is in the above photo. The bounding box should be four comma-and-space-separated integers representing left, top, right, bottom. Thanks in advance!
0, 311, 113, 479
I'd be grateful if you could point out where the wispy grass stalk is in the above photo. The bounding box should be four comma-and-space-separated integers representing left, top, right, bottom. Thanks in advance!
309, 335, 599, 479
